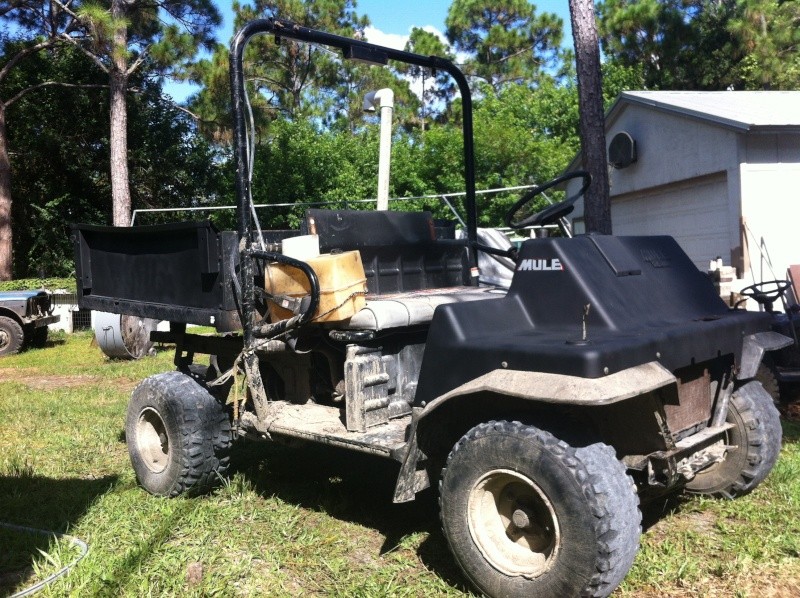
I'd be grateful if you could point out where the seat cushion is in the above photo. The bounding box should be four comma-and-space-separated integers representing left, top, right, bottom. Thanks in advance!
344, 286, 506, 330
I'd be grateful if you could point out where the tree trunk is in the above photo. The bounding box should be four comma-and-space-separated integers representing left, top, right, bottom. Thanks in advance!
110, 0, 131, 227
0, 105, 13, 280
569, 0, 612, 234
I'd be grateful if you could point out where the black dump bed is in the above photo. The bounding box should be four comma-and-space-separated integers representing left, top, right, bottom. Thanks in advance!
415, 235, 771, 404
71, 221, 242, 331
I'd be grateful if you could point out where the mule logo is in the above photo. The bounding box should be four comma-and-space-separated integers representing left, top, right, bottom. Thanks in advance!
517, 258, 563, 271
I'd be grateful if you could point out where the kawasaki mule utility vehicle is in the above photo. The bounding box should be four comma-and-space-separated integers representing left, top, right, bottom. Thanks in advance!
71, 20, 789, 597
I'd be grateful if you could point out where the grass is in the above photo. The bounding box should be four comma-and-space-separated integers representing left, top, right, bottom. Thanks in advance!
1, 332, 799, 596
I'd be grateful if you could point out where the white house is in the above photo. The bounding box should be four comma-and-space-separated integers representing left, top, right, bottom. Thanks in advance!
566, 91, 800, 288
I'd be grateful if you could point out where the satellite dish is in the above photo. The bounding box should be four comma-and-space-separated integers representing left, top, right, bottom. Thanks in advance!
608, 131, 637, 169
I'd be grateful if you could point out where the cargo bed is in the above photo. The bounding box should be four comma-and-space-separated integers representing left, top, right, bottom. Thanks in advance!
71, 221, 243, 331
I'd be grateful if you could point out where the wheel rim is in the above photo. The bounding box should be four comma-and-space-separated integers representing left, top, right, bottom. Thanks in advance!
136, 407, 170, 473
467, 468, 560, 578
0, 329, 9, 350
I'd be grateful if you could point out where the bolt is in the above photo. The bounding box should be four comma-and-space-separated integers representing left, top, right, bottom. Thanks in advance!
512, 507, 533, 530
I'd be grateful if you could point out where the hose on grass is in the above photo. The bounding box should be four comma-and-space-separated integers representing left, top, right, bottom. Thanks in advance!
0, 522, 88, 597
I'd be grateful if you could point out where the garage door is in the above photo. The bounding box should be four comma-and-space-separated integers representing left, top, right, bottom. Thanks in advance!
612, 173, 730, 271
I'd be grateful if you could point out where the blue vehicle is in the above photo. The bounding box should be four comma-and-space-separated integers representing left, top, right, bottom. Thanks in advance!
0, 290, 59, 356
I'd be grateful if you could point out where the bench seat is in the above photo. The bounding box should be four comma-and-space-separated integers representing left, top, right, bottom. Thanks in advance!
342, 286, 505, 330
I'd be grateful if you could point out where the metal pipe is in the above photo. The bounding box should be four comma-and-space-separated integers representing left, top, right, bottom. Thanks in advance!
364, 89, 394, 210
228, 20, 481, 310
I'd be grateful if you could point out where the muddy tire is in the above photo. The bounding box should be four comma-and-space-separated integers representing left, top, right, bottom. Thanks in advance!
439, 421, 641, 598
126, 371, 232, 497
755, 359, 781, 404
0, 316, 24, 356
686, 381, 782, 498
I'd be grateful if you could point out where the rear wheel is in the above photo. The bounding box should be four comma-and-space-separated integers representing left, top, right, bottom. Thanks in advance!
686, 381, 782, 498
439, 421, 640, 598
126, 371, 232, 497
0, 316, 24, 356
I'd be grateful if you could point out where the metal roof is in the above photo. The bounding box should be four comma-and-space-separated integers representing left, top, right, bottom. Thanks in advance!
611, 91, 800, 131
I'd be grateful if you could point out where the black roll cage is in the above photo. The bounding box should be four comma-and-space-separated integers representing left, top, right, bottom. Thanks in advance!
229, 19, 480, 349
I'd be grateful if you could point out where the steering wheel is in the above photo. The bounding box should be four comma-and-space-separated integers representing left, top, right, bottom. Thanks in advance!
740, 280, 791, 311
504, 171, 591, 230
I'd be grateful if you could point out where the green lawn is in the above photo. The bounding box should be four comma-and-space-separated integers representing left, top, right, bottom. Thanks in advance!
1, 332, 799, 597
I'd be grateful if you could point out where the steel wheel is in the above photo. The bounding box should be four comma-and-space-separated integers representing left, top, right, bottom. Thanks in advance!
440, 420, 641, 597
136, 407, 170, 474
468, 469, 559, 578
127, 371, 232, 497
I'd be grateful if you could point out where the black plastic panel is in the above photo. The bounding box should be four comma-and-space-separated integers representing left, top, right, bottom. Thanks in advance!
307, 209, 436, 249
71, 221, 242, 331
415, 235, 772, 404
306, 209, 468, 294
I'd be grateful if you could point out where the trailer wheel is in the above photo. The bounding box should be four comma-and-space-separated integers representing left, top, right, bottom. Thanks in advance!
126, 371, 232, 497
439, 421, 640, 598
686, 381, 781, 498
0, 316, 24, 356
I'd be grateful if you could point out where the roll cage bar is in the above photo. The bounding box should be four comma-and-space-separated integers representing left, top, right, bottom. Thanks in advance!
229, 19, 479, 348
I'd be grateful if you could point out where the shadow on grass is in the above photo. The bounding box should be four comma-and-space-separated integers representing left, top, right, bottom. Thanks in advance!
639, 493, 694, 533
230, 440, 474, 594
781, 417, 800, 444
0, 474, 118, 596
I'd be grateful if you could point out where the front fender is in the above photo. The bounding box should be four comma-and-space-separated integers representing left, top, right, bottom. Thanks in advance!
739, 332, 793, 380
420, 360, 677, 413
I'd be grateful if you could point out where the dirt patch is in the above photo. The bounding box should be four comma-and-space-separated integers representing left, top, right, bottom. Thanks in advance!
0, 368, 138, 392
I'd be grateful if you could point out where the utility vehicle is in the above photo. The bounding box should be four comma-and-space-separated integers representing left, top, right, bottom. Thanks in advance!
71, 20, 789, 597
743, 279, 800, 403
0, 290, 59, 356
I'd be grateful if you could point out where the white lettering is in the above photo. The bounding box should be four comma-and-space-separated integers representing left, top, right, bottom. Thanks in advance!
516, 258, 565, 272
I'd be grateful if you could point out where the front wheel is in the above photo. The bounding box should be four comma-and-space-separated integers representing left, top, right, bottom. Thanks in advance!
0, 316, 24, 356
126, 371, 232, 497
686, 381, 782, 498
439, 421, 640, 597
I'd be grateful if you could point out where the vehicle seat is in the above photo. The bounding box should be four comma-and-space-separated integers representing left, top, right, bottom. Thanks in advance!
305, 209, 469, 295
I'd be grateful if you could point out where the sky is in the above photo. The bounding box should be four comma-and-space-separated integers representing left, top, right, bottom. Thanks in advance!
166, 0, 574, 102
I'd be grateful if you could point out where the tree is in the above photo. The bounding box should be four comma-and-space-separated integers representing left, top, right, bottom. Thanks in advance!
5, 45, 226, 277
570, 0, 611, 234
0, 0, 86, 279
728, 0, 800, 89
231, 0, 369, 119
445, 0, 565, 91
598, 0, 800, 90
62, 0, 220, 226
400, 27, 457, 126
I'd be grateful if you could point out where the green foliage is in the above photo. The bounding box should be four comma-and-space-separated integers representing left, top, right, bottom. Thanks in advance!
0, 278, 76, 291
233, 0, 369, 119
399, 27, 458, 121
598, 0, 800, 90
247, 119, 380, 229
77, 0, 221, 75
445, 0, 566, 90
3, 43, 226, 276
